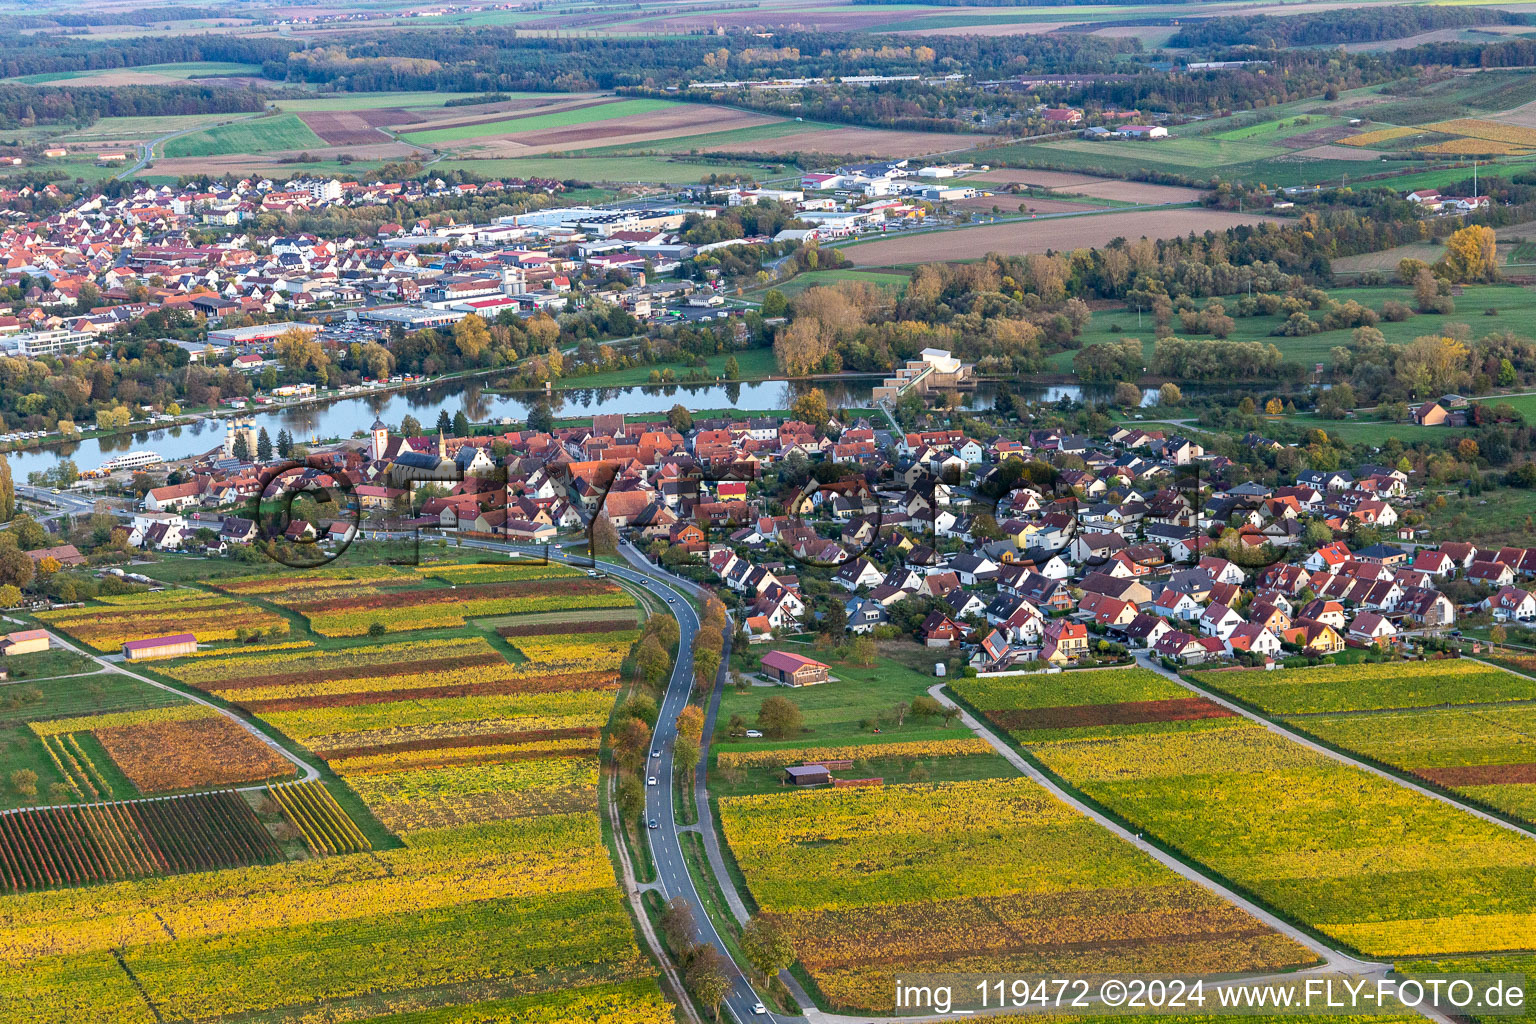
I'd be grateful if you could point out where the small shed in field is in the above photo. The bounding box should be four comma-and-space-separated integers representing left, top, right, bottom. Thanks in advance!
783, 765, 831, 786
122, 633, 198, 660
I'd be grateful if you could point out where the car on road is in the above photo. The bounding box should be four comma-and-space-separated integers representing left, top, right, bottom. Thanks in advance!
651, 749, 661, 758
745, 729, 763, 738
647, 775, 657, 786
647, 818, 658, 829
752, 1003, 767, 1015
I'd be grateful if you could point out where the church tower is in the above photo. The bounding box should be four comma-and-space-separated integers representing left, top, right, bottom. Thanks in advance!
371, 418, 389, 461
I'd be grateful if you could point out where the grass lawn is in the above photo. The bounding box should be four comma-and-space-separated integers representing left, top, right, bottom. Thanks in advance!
403, 98, 677, 146
1209, 115, 1351, 144
163, 114, 326, 158
560, 347, 778, 389
715, 648, 956, 751
0, 672, 187, 810
711, 648, 1014, 795
1, 648, 96, 682
0, 721, 68, 809
1428, 486, 1536, 544
1280, 412, 1465, 446
0, 155, 125, 183
770, 268, 910, 299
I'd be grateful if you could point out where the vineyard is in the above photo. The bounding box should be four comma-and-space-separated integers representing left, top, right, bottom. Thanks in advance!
213, 562, 630, 637
982, 668, 1536, 958
954, 667, 1243, 743
2, 562, 669, 1022
35, 589, 286, 651
1190, 659, 1535, 715
268, 781, 372, 856
30, 706, 292, 796
0, 792, 284, 892
719, 777, 1316, 1012
1203, 660, 1536, 831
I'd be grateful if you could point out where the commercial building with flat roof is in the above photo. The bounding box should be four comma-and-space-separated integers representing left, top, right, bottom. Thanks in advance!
360, 306, 468, 330
208, 322, 320, 346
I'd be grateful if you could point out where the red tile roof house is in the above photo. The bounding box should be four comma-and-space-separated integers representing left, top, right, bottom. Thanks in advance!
760, 650, 830, 687
122, 633, 198, 660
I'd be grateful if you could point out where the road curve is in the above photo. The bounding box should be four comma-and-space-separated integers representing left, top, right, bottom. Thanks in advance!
457, 538, 781, 1023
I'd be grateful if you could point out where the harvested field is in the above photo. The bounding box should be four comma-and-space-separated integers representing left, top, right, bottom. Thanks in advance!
145, 144, 419, 177
711, 125, 988, 158
843, 209, 1280, 265
891, 20, 1079, 36
1331, 241, 1444, 275
1058, 180, 1204, 204
299, 111, 393, 146
954, 195, 1105, 214
1496, 97, 1536, 129
1294, 143, 1385, 161
966, 169, 1109, 188
477, 108, 783, 157
1278, 124, 1357, 149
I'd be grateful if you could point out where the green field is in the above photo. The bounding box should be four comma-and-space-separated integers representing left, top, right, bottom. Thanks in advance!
402, 98, 677, 146
8, 61, 260, 85
770, 268, 910, 299
163, 114, 327, 158
0, 154, 128, 182
559, 346, 778, 389
575, 118, 838, 156
1209, 115, 1352, 144
712, 649, 1013, 794
1054, 283, 1536, 373
57, 112, 253, 141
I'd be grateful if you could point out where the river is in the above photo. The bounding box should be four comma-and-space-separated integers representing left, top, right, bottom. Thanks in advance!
4, 376, 1159, 479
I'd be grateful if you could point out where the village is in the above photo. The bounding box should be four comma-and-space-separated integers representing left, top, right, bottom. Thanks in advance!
70, 365, 1529, 688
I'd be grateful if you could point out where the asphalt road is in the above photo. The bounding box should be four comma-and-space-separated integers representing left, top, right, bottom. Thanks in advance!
458, 538, 776, 1023
15, 483, 100, 523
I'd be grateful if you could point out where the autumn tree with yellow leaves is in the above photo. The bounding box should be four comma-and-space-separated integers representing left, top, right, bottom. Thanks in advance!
1437, 224, 1499, 283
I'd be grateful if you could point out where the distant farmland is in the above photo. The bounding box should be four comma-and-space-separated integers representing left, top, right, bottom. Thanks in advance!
162, 114, 326, 159
842, 209, 1281, 265
401, 97, 680, 146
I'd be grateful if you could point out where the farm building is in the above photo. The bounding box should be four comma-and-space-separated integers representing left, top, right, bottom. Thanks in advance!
760, 650, 830, 687
0, 629, 49, 656
784, 764, 831, 786
122, 633, 198, 660
26, 543, 85, 567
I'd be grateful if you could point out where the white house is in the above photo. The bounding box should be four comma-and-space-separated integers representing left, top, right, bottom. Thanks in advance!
1225, 623, 1282, 658
1199, 602, 1246, 640
833, 558, 883, 592
1348, 611, 1399, 647
1484, 586, 1536, 622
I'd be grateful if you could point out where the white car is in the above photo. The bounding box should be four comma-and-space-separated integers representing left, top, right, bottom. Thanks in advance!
650, 749, 661, 758
752, 1003, 767, 1015
647, 776, 658, 786
745, 730, 763, 739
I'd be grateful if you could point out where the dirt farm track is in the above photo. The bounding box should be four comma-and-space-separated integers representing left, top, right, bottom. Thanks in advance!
841, 209, 1282, 265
